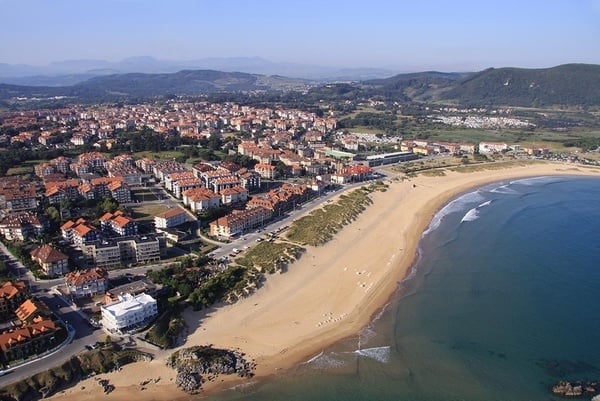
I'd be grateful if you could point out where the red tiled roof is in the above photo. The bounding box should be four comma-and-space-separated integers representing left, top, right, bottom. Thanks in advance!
30, 244, 68, 263
0, 281, 27, 300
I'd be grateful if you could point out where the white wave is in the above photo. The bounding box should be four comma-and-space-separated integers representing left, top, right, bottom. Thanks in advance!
354, 346, 391, 363
460, 207, 479, 222
478, 200, 492, 208
489, 184, 519, 195
510, 176, 559, 186
423, 191, 485, 235
303, 351, 324, 364
305, 353, 347, 369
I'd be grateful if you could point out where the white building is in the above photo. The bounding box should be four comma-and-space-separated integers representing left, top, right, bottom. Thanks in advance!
154, 208, 188, 229
101, 293, 158, 334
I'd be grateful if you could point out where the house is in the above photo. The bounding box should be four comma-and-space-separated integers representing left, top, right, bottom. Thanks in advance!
154, 208, 187, 229
64, 268, 108, 298
30, 244, 69, 276
101, 293, 158, 334
0, 281, 28, 321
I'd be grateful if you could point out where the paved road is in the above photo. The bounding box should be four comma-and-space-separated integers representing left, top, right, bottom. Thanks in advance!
208, 172, 387, 260
0, 171, 387, 386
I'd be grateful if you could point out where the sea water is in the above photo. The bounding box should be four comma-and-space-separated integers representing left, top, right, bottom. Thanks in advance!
209, 176, 600, 401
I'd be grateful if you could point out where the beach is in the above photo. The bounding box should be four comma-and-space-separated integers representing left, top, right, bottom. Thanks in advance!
48, 162, 600, 401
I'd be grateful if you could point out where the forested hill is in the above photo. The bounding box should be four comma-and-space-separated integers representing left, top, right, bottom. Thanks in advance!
0, 69, 312, 103
1, 64, 598, 107
360, 64, 600, 106
441, 64, 600, 106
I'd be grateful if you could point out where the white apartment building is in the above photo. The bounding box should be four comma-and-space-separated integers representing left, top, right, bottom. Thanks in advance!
101, 293, 158, 334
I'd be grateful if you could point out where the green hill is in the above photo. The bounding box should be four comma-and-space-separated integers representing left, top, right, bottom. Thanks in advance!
0, 70, 312, 103
442, 64, 600, 106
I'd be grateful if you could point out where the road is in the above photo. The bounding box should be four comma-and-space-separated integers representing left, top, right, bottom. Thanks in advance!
208, 172, 387, 260
0, 171, 387, 385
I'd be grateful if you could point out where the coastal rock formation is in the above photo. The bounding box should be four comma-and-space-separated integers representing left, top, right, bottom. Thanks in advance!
552, 380, 599, 397
167, 345, 255, 394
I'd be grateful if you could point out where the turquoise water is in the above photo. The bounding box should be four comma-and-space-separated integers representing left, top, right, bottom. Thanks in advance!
210, 176, 600, 401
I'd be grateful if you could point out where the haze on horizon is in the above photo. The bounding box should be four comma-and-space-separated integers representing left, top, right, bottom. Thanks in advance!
1, 0, 600, 73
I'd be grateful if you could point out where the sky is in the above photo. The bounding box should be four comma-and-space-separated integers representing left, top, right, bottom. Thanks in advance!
1, 0, 599, 71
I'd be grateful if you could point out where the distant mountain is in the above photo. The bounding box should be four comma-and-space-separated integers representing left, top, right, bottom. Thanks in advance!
440, 64, 600, 106
0, 56, 398, 85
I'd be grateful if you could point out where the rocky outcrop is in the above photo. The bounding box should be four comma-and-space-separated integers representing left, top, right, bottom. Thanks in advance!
552, 380, 599, 397
167, 346, 255, 394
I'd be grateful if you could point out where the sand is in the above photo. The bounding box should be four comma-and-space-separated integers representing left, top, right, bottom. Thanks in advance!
48, 162, 600, 401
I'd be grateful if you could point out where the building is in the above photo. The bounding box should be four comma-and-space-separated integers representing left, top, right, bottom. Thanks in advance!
103, 278, 157, 305
101, 293, 158, 334
64, 268, 108, 298
0, 281, 28, 321
154, 208, 187, 229
30, 245, 69, 276
209, 207, 272, 238
14, 299, 51, 324
479, 141, 508, 153
0, 317, 57, 363
100, 211, 138, 237
81, 234, 167, 269
0, 178, 37, 212
363, 151, 419, 167
220, 186, 248, 206
0, 212, 46, 241
254, 163, 276, 179
60, 218, 99, 245
182, 188, 221, 213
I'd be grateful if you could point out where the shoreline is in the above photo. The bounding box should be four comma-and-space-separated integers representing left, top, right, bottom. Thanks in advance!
48, 162, 600, 401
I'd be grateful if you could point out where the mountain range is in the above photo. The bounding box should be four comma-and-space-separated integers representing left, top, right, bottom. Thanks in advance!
0, 56, 397, 85
0, 63, 598, 107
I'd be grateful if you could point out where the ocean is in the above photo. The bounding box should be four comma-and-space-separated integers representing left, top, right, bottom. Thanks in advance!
209, 176, 600, 401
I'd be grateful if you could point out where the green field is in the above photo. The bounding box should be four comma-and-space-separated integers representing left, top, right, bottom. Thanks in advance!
132, 150, 186, 160
129, 203, 170, 221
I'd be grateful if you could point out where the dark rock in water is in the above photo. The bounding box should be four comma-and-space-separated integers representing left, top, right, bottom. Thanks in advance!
167, 345, 255, 394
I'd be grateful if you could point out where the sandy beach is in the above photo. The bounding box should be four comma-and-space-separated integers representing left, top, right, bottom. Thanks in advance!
48, 161, 600, 401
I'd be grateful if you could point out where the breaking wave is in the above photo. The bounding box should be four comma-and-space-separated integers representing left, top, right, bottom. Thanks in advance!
423, 190, 485, 236
354, 346, 391, 363
460, 208, 479, 222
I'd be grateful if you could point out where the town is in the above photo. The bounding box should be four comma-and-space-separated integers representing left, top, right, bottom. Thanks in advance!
0, 97, 586, 387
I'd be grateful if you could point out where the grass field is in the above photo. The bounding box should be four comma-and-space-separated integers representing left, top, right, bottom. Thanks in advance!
129, 203, 170, 221
133, 150, 185, 160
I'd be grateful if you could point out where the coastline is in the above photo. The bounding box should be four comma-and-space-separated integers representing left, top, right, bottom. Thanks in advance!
48, 162, 600, 401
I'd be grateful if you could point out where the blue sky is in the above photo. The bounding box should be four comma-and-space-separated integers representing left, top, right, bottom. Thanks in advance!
1, 0, 599, 71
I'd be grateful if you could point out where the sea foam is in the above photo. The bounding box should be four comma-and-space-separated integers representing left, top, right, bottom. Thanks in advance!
460, 208, 479, 222
354, 346, 391, 363
423, 190, 485, 235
